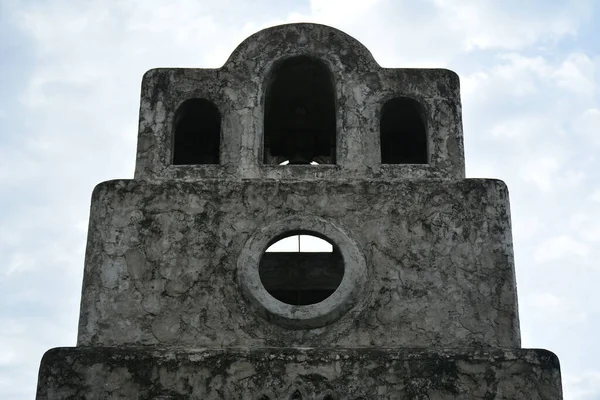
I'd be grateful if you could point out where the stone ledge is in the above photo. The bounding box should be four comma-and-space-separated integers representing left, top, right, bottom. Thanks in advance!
37, 347, 562, 399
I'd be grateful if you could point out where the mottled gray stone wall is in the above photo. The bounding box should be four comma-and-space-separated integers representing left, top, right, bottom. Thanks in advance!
134, 23, 464, 181
36, 22, 566, 400
77, 178, 519, 348
37, 347, 562, 400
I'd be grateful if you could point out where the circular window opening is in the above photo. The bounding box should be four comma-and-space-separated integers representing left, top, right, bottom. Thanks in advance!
259, 232, 344, 306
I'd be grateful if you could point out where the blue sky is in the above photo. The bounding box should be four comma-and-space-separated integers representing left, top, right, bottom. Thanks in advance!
1, 0, 599, 399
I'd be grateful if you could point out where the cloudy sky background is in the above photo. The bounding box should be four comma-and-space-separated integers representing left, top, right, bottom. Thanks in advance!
1, 0, 599, 399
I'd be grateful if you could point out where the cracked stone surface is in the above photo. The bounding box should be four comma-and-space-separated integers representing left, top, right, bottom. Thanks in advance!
37, 347, 562, 400
134, 23, 464, 182
36, 22, 563, 399
78, 178, 519, 348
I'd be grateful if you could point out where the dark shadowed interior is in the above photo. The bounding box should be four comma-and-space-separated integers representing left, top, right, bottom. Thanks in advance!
380, 97, 428, 164
259, 233, 344, 306
173, 98, 221, 165
264, 56, 336, 165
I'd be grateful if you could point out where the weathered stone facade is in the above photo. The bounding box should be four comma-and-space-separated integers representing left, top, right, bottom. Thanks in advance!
36, 23, 563, 399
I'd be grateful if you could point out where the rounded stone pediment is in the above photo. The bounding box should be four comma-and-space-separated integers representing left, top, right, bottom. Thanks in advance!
223, 23, 379, 74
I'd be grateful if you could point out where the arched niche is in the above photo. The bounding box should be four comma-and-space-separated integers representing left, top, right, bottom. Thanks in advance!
172, 98, 221, 165
263, 56, 336, 165
380, 97, 428, 164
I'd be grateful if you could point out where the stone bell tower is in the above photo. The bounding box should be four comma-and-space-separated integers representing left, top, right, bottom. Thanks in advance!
37, 23, 563, 399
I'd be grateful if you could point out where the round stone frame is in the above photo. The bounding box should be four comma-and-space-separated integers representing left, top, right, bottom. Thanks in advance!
238, 215, 367, 329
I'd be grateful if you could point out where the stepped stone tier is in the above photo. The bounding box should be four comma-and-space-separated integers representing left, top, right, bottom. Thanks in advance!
36, 23, 563, 399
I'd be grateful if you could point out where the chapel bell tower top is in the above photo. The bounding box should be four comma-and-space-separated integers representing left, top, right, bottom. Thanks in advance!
134, 23, 465, 181
36, 22, 563, 400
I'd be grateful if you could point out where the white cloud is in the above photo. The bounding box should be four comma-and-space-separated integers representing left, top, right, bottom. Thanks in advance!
309, 0, 383, 23
531, 292, 562, 308
463, 52, 596, 107
574, 108, 600, 147
553, 53, 597, 96
490, 114, 561, 141
520, 154, 563, 192
431, 0, 584, 51
565, 372, 600, 400
528, 292, 587, 323
534, 235, 589, 264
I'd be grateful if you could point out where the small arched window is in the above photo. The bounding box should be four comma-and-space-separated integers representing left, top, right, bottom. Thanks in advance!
380, 97, 428, 164
264, 56, 336, 165
172, 99, 220, 165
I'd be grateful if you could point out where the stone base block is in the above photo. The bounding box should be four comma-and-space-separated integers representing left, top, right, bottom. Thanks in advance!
37, 347, 562, 399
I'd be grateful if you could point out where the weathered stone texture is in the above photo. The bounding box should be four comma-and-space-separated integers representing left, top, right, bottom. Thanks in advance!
36, 22, 563, 399
134, 24, 464, 181
78, 178, 519, 348
37, 347, 561, 400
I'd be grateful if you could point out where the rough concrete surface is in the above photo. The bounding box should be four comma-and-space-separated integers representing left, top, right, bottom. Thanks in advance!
134, 24, 465, 181
78, 178, 519, 348
37, 347, 562, 400
35, 22, 563, 399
